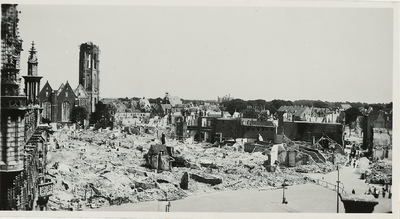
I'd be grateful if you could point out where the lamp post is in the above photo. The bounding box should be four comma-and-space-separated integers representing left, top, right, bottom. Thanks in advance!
282, 179, 288, 204
164, 190, 171, 212
336, 165, 340, 213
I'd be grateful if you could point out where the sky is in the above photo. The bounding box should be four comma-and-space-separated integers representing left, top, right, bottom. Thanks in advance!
16, 3, 395, 103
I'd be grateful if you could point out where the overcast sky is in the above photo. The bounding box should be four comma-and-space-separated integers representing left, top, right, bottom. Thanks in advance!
17, 3, 394, 103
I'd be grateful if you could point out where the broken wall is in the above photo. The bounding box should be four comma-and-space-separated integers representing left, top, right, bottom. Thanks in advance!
282, 122, 343, 144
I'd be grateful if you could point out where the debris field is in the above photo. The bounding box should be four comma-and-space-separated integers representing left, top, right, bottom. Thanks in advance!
45, 127, 366, 211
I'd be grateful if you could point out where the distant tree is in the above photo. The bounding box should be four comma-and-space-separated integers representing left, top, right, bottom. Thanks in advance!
132, 97, 140, 101
118, 97, 129, 101
264, 102, 277, 114
225, 99, 247, 115
90, 101, 116, 129
71, 106, 89, 126
293, 100, 313, 107
271, 99, 293, 111
350, 102, 365, 109
242, 108, 257, 118
313, 100, 329, 108
254, 99, 267, 106
246, 100, 256, 107
365, 103, 385, 112
329, 102, 341, 109
385, 102, 393, 109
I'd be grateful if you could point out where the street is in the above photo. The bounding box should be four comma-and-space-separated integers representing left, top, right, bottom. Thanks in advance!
93, 166, 391, 213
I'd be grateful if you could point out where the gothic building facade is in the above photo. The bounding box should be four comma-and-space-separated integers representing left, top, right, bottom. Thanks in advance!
38, 42, 99, 124
39, 81, 79, 124
1, 4, 52, 210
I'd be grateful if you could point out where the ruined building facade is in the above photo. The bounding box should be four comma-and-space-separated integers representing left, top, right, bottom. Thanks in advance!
1, 4, 52, 210
38, 42, 98, 124
39, 81, 80, 124
79, 41, 100, 113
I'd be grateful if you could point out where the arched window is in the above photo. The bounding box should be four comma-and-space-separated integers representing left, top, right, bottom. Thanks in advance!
62, 101, 71, 122
42, 101, 51, 119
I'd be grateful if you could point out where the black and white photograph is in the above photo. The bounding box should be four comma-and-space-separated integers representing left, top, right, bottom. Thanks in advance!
0, 0, 398, 217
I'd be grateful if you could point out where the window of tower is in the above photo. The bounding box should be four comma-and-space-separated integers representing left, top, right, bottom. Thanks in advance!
88, 54, 91, 68
94, 54, 97, 69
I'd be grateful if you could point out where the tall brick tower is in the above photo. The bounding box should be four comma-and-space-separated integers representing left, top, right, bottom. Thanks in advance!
22, 41, 42, 105
78, 42, 100, 113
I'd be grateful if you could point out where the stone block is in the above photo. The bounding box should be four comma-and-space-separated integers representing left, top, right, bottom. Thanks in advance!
190, 173, 222, 186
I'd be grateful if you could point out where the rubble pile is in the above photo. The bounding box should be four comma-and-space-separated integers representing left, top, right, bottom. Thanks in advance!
46, 128, 336, 211
354, 157, 392, 185
367, 160, 392, 184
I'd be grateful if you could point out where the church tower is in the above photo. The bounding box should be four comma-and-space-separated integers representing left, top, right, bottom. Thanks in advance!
79, 42, 100, 113
22, 41, 42, 105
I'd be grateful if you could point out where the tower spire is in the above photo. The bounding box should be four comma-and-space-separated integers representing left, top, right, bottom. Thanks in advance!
23, 41, 42, 104
28, 41, 38, 74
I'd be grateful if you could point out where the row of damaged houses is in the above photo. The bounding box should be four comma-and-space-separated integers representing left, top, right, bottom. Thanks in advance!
110, 93, 223, 127
277, 105, 346, 124
109, 94, 392, 161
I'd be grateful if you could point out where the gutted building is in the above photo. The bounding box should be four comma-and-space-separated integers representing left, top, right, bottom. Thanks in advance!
39, 81, 90, 124
79, 42, 100, 113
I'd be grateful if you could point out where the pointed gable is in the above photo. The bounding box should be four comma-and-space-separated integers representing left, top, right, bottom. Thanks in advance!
39, 81, 52, 96
74, 84, 88, 98
57, 83, 65, 96
57, 81, 77, 99
39, 81, 53, 104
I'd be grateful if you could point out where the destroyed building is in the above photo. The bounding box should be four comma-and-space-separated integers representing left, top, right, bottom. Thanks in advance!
39, 81, 80, 124
1, 4, 52, 210
39, 42, 101, 124
79, 41, 100, 113
359, 108, 393, 159
276, 106, 344, 146
163, 92, 182, 107
185, 116, 277, 143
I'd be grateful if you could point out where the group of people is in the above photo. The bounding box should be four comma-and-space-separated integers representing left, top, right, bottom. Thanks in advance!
365, 185, 391, 199
347, 144, 361, 168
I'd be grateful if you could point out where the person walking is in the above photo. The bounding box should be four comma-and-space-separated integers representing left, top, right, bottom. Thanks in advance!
161, 132, 166, 145
382, 187, 386, 198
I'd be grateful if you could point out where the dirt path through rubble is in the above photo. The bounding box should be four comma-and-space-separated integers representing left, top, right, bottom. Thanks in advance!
93, 168, 391, 213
